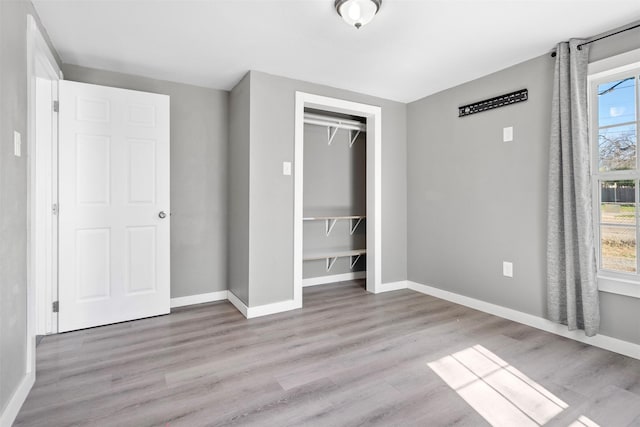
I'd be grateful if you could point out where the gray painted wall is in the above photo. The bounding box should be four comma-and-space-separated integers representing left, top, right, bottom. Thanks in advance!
248, 71, 407, 306
407, 26, 640, 345
0, 0, 60, 414
303, 124, 366, 279
228, 73, 250, 304
62, 64, 229, 299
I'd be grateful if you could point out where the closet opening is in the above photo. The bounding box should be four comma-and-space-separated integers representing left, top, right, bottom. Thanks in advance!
293, 92, 382, 308
302, 109, 367, 291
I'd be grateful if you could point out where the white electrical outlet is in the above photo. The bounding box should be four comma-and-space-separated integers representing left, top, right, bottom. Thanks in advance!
282, 161, 292, 176
14, 131, 21, 157
503, 126, 513, 142
503, 261, 513, 278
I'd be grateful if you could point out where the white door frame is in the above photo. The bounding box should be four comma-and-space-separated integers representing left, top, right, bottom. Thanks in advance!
27, 14, 62, 370
294, 92, 382, 307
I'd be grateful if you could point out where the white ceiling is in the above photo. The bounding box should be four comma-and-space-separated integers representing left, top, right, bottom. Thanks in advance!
33, 0, 640, 103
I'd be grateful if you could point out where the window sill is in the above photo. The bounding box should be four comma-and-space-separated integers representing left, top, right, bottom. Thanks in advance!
598, 275, 640, 299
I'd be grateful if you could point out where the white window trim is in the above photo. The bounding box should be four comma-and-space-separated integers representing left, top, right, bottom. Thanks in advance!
588, 48, 640, 299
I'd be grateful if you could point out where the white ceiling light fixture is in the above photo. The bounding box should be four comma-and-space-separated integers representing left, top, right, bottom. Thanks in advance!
335, 0, 382, 29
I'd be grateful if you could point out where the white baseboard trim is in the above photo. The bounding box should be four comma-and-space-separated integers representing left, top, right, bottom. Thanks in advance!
182, 290, 301, 320
226, 291, 248, 318
170, 290, 228, 309
246, 299, 302, 319
0, 372, 34, 427
374, 280, 409, 294
407, 280, 640, 360
303, 271, 367, 287
227, 291, 301, 319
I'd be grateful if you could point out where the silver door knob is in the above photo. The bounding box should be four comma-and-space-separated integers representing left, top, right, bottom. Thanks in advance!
158, 211, 167, 219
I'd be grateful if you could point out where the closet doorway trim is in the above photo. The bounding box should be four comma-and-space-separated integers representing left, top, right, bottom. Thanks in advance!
294, 92, 382, 307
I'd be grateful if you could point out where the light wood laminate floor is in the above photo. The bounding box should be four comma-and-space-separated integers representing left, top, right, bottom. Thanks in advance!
16, 281, 640, 426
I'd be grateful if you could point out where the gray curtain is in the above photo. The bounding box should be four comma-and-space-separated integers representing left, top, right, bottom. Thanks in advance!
547, 39, 600, 337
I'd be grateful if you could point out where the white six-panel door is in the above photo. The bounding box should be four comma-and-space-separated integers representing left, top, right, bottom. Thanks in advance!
58, 81, 170, 332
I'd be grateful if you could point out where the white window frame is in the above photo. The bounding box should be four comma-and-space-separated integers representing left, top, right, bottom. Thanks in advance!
588, 48, 640, 299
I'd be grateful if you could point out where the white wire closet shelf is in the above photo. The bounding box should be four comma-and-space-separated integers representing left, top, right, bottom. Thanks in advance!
303, 211, 365, 236
304, 112, 366, 147
303, 248, 366, 272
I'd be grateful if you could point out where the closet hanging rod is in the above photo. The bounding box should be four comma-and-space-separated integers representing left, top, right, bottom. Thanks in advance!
304, 113, 366, 132
304, 112, 363, 127
305, 118, 364, 132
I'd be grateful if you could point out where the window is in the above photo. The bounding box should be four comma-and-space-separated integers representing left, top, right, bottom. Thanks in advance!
589, 53, 640, 297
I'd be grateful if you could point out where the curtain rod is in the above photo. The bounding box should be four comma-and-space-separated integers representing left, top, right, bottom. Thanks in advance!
550, 22, 640, 57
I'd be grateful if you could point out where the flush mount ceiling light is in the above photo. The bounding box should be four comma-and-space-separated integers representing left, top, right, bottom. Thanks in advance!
335, 0, 382, 29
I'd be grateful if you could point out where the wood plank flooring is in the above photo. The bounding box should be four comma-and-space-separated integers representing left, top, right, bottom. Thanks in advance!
15, 280, 640, 426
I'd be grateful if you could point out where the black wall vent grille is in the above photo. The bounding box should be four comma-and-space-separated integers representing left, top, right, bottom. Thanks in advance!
458, 89, 528, 117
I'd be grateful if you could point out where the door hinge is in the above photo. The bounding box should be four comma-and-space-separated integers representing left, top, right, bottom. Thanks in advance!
53, 100, 59, 113
52, 301, 59, 313
52, 203, 58, 215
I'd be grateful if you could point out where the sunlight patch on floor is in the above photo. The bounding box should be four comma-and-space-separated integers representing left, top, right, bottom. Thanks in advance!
567, 415, 601, 427
427, 345, 599, 426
